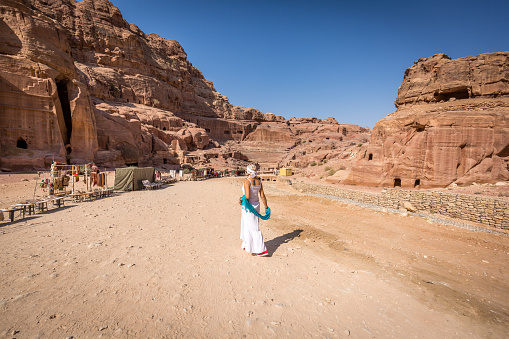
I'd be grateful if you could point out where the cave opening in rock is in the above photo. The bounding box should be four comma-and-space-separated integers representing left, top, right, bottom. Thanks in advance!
394, 178, 401, 187
414, 179, 421, 187
16, 138, 28, 149
497, 144, 509, 157
368, 153, 373, 161
434, 88, 469, 102
56, 79, 73, 148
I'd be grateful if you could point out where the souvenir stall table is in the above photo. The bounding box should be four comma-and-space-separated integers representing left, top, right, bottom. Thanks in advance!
1, 163, 112, 224
35, 163, 109, 203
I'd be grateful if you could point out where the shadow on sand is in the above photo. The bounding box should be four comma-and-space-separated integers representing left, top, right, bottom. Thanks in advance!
265, 229, 303, 255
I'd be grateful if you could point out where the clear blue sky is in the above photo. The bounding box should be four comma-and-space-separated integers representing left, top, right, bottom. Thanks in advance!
108, 0, 508, 128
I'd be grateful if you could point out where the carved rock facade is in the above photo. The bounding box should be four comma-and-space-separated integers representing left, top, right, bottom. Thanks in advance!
0, 0, 369, 171
345, 52, 509, 188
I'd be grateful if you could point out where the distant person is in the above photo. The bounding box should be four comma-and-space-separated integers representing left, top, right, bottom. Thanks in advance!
239, 164, 269, 256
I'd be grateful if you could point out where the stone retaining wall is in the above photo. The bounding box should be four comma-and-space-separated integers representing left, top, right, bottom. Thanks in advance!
289, 181, 508, 230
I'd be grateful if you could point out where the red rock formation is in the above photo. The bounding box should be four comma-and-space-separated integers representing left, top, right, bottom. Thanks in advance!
0, 0, 97, 170
345, 53, 509, 188
396, 53, 509, 107
0, 0, 368, 171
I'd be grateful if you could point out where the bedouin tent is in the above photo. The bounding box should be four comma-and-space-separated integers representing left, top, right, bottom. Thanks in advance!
114, 167, 155, 191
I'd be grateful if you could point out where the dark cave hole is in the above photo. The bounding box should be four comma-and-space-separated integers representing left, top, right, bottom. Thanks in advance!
16, 138, 28, 149
56, 80, 73, 145
434, 88, 469, 102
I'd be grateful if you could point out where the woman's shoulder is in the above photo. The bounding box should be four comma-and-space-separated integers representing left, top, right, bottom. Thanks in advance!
244, 177, 261, 186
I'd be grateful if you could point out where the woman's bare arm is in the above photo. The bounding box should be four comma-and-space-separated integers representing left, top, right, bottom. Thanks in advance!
244, 179, 251, 200
259, 182, 268, 210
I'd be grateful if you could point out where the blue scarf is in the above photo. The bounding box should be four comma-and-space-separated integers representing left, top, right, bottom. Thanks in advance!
241, 195, 271, 220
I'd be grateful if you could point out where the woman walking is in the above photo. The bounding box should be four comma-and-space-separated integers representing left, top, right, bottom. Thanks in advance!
239, 164, 269, 256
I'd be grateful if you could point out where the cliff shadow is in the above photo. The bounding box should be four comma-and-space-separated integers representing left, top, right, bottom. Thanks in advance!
265, 229, 303, 255
0, 73, 24, 93
0, 19, 22, 55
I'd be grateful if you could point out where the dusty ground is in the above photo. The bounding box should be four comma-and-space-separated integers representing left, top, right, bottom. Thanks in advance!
0, 175, 508, 338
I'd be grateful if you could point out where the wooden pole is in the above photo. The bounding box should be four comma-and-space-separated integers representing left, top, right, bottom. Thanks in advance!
72, 165, 75, 194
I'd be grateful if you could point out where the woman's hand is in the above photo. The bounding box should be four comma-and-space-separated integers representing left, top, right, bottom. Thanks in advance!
239, 197, 242, 205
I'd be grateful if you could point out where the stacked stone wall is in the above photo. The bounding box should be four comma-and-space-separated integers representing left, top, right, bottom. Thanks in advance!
289, 181, 508, 230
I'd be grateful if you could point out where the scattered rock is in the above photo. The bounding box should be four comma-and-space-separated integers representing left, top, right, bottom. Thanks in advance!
88, 242, 103, 248
403, 201, 417, 212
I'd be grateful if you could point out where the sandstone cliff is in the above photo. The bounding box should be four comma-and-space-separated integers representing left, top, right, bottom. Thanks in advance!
345, 52, 509, 188
0, 0, 368, 171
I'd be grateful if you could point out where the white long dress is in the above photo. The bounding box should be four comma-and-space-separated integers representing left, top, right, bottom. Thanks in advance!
240, 178, 267, 254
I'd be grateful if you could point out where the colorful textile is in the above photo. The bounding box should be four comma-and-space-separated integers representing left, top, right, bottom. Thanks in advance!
241, 195, 271, 220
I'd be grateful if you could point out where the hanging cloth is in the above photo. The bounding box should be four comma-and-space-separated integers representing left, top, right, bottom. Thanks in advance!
241, 195, 271, 220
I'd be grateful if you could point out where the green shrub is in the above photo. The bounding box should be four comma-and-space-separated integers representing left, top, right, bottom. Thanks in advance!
310, 162, 317, 166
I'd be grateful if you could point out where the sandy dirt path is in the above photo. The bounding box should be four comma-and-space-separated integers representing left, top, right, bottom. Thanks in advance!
0, 178, 508, 338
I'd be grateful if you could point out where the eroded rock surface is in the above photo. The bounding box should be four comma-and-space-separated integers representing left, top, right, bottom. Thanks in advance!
346, 53, 509, 188
0, 0, 368, 171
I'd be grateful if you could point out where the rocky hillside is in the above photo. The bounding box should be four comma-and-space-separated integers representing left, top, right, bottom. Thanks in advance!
345, 52, 509, 188
0, 0, 369, 171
